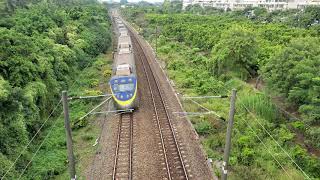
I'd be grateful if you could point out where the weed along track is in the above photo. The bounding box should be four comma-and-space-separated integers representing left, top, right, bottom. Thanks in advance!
131, 33, 190, 179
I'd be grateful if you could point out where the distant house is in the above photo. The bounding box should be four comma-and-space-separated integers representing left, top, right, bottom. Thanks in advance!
183, 0, 320, 11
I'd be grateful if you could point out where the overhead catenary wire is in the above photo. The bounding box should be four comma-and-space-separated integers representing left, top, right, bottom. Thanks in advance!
222, 86, 311, 179
67, 94, 113, 100
187, 98, 226, 121
244, 120, 292, 179
73, 96, 112, 126
17, 113, 63, 179
241, 104, 311, 179
182, 90, 295, 179
264, 94, 313, 130
1, 99, 62, 180
182, 95, 228, 99
2, 59, 96, 179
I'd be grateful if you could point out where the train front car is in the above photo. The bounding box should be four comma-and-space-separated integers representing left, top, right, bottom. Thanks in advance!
110, 24, 138, 111
110, 73, 138, 110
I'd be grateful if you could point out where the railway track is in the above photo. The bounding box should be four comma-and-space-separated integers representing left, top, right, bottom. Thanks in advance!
131, 34, 189, 180
112, 113, 134, 180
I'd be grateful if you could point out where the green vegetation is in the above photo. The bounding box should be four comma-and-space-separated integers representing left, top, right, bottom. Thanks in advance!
24, 54, 113, 179
0, 0, 112, 179
122, 5, 320, 179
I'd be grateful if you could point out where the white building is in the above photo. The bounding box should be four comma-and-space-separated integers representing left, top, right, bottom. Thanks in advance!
183, 0, 320, 11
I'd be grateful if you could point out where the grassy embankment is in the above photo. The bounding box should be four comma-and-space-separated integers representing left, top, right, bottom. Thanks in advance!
122, 11, 320, 179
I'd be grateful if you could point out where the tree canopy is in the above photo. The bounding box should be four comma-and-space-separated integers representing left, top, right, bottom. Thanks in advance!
0, 0, 112, 178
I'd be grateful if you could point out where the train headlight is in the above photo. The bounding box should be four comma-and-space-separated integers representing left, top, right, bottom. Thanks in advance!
120, 95, 123, 99
128, 78, 132, 82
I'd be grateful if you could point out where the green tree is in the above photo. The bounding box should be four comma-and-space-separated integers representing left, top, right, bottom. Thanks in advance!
169, 0, 182, 13
262, 37, 320, 126
0, 1, 112, 178
185, 4, 204, 14
210, 25, 258, 79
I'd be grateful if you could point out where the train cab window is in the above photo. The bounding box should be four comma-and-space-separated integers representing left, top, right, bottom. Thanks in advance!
118, 83, 134, 92
112, 84, 134, 92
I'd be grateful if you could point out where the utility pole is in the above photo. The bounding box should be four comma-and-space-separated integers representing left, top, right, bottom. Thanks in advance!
155, 26, 158, 57
62, 91, 76, 180
222, 89, 237, 180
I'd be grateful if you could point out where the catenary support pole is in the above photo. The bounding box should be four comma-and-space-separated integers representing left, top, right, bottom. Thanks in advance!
222, 89, 237, 180
155, 26, 158, 57
62, 91, 76, 180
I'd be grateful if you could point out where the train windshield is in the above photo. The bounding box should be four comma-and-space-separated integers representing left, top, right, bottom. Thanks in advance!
113, 83, 134, 92
119, 83, 134, 91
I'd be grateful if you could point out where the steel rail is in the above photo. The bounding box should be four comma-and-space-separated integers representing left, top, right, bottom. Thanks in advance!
132, 33, 188, 180
112, 113, 133, 180
129, 114, 133, 180
134, 40, 172, 180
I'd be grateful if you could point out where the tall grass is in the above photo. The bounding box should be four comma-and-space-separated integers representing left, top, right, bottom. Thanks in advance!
238, 93, 280, 123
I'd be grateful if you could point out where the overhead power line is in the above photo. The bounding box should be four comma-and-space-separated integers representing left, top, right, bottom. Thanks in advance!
244, 120, 291, 179
181, 87, 309, 179
17, 113, 63, 179
2, 59, 96, 179
182, 95, 228, 99
242, 105, 311, 179
1, 99, 62, 180
222, 86, 310, 179
187, 98, 226, 121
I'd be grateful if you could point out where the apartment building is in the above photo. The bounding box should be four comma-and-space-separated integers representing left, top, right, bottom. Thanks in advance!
183, 0, 320, 11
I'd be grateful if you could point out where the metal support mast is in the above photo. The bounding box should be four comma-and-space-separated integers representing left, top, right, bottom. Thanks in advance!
222, 89, 237, 180
62, 91, 76, 180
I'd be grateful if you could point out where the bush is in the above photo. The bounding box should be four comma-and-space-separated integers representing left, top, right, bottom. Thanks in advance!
195, 120, 213, 135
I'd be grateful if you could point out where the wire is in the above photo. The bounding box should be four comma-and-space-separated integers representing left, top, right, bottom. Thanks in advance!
183, 95, 228, 99
187, 98, 225, 120
242, 104, 311, 179
2, 51, 98, 179
181, 88, 303, 179
1, 99, 62, 180
17, 113, 63, 179
222, 86, 310, 179
244, 120, 292, 179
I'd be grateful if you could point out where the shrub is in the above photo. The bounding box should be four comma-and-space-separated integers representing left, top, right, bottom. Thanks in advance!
195, 120, 213, 135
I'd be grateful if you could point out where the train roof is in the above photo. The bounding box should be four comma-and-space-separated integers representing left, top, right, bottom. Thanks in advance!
119, 48, 131, 54
116, 52, 134, 67
115, 64, 132, 76
118, 43, 132, 54
119, 27, 128, 32
118, 24, 125, 28
118, 35, 131, 44
120, 31, 129, 36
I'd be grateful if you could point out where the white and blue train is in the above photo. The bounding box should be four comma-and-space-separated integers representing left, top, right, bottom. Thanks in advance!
110, 17, 139, 111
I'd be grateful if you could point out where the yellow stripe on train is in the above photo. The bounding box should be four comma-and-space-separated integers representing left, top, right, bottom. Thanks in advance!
110, 83, 137, 107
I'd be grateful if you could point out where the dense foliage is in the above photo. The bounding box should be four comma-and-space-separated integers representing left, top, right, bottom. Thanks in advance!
0, 0, 111, 178
123, 6, 320, 179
